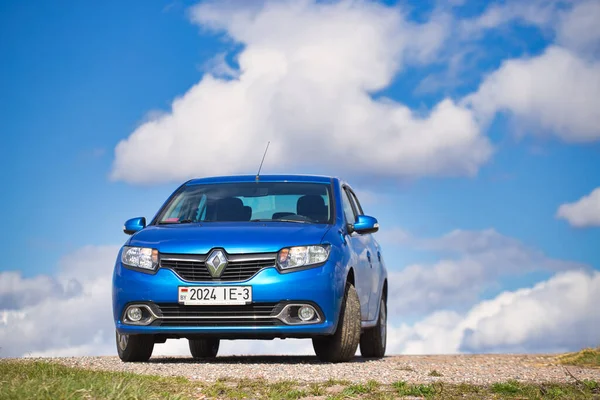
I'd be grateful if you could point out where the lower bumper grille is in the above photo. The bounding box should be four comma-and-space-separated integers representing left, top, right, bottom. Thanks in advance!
153, 302, 281, 327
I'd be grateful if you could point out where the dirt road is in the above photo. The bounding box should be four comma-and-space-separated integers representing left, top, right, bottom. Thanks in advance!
41, 354, 599, 384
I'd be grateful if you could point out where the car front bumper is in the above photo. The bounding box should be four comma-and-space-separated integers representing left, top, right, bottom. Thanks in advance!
112, 260, 342, 338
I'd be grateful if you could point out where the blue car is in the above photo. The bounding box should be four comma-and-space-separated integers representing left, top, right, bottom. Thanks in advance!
113, 175, 387, 363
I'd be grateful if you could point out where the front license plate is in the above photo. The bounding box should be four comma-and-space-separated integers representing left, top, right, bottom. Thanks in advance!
178, 286, 252, 305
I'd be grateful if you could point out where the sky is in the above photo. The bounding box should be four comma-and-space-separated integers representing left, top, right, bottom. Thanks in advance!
1, 0, 599, 358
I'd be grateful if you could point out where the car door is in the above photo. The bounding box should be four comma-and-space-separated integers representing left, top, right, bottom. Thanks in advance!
341, 186, 371, 321
347, 189, 382, 321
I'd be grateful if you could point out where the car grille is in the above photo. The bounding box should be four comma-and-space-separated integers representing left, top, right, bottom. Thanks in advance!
160, 252, 276, 282
154, 302, 280, 327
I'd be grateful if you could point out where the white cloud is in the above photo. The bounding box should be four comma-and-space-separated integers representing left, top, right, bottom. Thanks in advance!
458, 0, 600, 53
375, 227, 411, 246
388, 260, 485, 317
465, 46, 600, 142
388, 311, 463, 355
422, 0, 600, 97
0, 271, 80, 310
460, 270, 600, 353
557, 0, 600, 56
386, 229, 586, 316
459, 0, 562, 35
388, 270, 600, 354
155, 337, 313, 357
0, 245, 119, 358
110, 0, 600, 184
111, 0, 491, 184
557, 187, 600, 227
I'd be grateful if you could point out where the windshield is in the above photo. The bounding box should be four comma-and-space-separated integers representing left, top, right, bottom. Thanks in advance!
156, 182, 333, 224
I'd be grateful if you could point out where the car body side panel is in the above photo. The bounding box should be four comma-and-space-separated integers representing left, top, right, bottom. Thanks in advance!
334, 180, 374, 320
367, 237, 387, 320
345, 233, 371, 320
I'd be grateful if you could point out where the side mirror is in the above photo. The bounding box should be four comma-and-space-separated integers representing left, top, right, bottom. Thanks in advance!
353, 215, 379, 234
123, 217, 146, 235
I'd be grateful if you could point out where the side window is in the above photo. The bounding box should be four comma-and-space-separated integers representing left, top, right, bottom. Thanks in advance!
341, 188, 358, 223
348, 190, 364, 215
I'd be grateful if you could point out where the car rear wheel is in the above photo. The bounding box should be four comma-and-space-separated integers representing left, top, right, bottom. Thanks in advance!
312, 283, 361, 363
116, 331, 154, 362
359, 297, 386, 358
189, 338, 220, 359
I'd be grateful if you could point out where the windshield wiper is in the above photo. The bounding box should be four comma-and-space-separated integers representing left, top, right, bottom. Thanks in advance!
250, 218, 309, 224
158, 219, 194, 225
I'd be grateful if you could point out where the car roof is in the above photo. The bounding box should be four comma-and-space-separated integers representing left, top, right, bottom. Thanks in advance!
186, 174, 336, 185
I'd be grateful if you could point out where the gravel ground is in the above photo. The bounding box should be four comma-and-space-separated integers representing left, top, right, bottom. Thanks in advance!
27, 354, 600, 385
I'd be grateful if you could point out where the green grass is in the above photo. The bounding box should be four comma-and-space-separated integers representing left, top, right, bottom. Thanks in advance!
0, 360, 195, 400
491, 380, 524, 395
489, 379, 600, 399
1, 360, 599, 399
558, 347, 600, 368
341, 380, 380, 396
392, 381, 437, 398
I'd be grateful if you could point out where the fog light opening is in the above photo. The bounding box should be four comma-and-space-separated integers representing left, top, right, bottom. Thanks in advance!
276, 303, 321, 325
298, 305, 316, 321
123, 304, 156, 325
127, 307, 143, 322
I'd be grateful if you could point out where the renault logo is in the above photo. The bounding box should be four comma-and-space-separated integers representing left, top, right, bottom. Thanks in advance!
206, 249, 228, 278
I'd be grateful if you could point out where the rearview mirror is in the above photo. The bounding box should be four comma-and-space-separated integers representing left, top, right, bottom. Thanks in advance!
353, 215, 379, 234
123, 217, 146, 235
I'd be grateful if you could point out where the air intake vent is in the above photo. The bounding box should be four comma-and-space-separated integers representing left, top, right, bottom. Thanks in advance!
160, 252, 276, 282
154, 302, 280, 327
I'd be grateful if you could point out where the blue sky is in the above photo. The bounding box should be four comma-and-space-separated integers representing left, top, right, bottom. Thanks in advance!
1, 0, 599, 357
1, 0, 598, 275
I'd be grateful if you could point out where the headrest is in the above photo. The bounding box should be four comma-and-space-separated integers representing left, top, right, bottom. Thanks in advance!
216, 197, 248, 221
297, 195, 328, 222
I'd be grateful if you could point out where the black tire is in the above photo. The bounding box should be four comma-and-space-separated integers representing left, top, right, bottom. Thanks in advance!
313, 283, 361, 363
189, 338, 220, 359
359, 297, 386, 358
116, 331, 154, 362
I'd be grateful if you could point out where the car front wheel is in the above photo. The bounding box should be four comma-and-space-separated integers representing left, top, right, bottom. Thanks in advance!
189, 338, 220, 359
359, 297, 386, 358
312, 283, 361, 363
116, 331, 154, 362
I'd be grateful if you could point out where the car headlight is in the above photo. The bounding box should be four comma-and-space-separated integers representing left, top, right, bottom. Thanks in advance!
277, 245, 330, 270
121, 246, 158, 271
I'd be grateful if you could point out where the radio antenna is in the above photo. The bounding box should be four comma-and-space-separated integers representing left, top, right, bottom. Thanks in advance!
256, 141, 270, 181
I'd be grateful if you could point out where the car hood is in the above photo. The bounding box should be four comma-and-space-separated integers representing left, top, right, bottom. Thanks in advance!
128, 222, 332, 254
